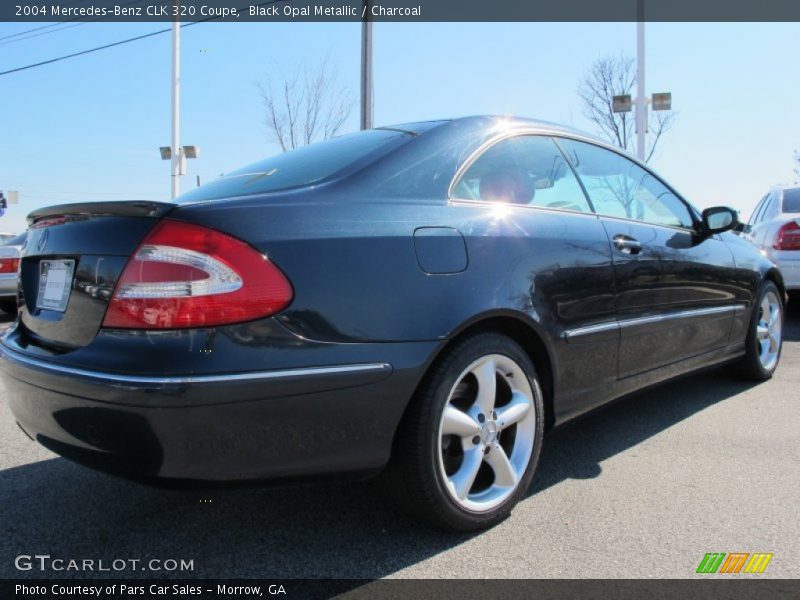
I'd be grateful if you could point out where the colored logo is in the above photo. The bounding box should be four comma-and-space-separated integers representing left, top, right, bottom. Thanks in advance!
696, 552, 773, 574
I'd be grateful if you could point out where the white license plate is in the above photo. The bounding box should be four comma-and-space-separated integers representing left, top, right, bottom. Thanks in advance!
36, 259, 75, 312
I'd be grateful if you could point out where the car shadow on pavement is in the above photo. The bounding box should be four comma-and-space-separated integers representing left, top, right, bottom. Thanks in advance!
1, 304, 797, 579
530, 370, 757, 494
532, 300, 799, 494
783, 297, 800, 341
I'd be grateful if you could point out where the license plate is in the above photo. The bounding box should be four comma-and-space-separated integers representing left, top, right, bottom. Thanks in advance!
37, 259, 75, 312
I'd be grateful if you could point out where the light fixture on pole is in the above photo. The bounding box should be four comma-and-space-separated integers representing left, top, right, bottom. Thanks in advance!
612, 95, 632, 113
160, 145, 199, 190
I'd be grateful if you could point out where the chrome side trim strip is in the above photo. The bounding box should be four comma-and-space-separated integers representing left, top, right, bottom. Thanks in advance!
0, 344, 391, 386
564, 304, 742, 340
617, 304, 740, 329
564, 321, 619, 340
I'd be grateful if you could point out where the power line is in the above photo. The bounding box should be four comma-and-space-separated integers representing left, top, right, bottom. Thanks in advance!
0, 0, 286, 78
0, 23, 88, 48
0, 25, 179, 77
0, 0, 152, 47
0, 0, 93, 42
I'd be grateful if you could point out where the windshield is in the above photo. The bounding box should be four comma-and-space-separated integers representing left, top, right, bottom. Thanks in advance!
176, 129, 412, 204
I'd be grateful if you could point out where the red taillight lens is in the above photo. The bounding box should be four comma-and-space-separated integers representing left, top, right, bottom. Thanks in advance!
0, 257, 20, 274
774, 221, 800, 251
103, 220, 293, 329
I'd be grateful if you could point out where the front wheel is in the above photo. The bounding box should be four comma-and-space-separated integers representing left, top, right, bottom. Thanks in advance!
385, 332, 544, 531
734, 281, 784, 380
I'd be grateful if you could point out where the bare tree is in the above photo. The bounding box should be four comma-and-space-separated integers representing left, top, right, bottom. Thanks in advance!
259, 57, 354, 152
578, 54, 676, 163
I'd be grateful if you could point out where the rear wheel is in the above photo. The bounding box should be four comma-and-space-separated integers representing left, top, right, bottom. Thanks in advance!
385, 332, 544, 531
734, 281, 783, 380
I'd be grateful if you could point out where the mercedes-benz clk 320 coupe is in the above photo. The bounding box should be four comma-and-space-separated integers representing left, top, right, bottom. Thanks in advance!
0, 117, 785, 530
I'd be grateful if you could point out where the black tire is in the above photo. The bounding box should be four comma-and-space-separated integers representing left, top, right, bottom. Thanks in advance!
788, 290, 800, 307
383, 332, 544, 531
733, 281, 784, 381
0, 300, 17, 315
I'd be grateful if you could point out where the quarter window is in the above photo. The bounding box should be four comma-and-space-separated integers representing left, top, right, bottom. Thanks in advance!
557, 138, 694, 229
451, 136, 592, 213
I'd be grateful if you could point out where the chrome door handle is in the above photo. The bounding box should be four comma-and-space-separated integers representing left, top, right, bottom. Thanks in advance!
613, 235, 642, 255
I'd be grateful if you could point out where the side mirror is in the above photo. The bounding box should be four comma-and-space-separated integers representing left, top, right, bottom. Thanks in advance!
701, 206, 739, 235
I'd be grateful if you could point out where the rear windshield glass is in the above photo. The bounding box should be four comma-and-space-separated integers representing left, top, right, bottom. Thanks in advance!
176, 129, 410, 203
783, 188, 800, 213
3, 233, 25, 246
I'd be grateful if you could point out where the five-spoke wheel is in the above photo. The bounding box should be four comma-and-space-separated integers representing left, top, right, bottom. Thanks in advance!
756, 290, 783, 371
386, 332, 543, 531
735, 281, 784, 380
438, 353, 536, 512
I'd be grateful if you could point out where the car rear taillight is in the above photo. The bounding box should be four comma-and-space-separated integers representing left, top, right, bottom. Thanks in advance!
0, 257, 20, 274
773, 221, 800, 251
102, 220, 293, 329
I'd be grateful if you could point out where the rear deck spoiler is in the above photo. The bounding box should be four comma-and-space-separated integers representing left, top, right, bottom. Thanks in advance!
27, 201, 176, 226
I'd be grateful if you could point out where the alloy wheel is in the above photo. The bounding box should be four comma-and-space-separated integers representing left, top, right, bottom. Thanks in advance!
756, 290, 783, 370
437, 353, 536, 512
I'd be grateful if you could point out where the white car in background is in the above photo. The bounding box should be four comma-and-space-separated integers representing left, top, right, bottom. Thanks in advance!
744, 185, 800, 303
0, 232, 25, 314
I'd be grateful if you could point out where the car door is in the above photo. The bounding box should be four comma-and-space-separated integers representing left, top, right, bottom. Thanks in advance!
449, 134, 619, 418
556, 138, 739, 378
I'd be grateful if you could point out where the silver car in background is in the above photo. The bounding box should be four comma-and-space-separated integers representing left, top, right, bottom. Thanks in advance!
744, 186, 800, 302
0, 232, 25, 314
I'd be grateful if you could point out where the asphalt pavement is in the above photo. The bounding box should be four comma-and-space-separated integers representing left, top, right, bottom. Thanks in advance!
1, 303, 798, 579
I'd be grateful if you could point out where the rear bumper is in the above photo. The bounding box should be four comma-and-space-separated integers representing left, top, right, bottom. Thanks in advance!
0, 273, 17, 298
0, 333, 435, 484
771, 251, 800, 290
776, 261, 800, 289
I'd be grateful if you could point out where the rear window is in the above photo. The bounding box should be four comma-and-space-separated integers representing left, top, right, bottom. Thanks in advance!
3, 233, 25, 246
783, 188, 800, 213
176, 129, 411, 204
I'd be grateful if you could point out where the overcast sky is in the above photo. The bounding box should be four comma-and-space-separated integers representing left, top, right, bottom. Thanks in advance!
1, 21, 798, 232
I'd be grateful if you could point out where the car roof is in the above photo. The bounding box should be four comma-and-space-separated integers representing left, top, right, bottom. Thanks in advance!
385, 115, 602, 142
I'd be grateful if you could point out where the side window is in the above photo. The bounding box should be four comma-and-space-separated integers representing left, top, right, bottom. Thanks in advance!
749, 195, 768, 225
451, 135, 592, 213
762, 196, 777, 221
558, 138, 694, 229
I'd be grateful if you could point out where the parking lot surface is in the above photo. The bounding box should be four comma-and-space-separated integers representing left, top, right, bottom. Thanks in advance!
1, 304, 798, 579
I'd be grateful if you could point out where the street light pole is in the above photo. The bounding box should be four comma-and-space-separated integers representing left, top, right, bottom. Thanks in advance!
635, 2, 647, 161
360, 1, 373, 130
171, 10, 181, 199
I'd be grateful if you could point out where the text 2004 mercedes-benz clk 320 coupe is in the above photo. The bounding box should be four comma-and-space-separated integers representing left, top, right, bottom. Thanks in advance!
0, 117, 784, 530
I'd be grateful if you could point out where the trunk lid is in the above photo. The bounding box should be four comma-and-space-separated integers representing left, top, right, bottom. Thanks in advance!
18, 201, 174, 349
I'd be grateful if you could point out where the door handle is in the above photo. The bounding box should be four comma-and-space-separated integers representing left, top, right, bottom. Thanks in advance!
613, 234, 642, 255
